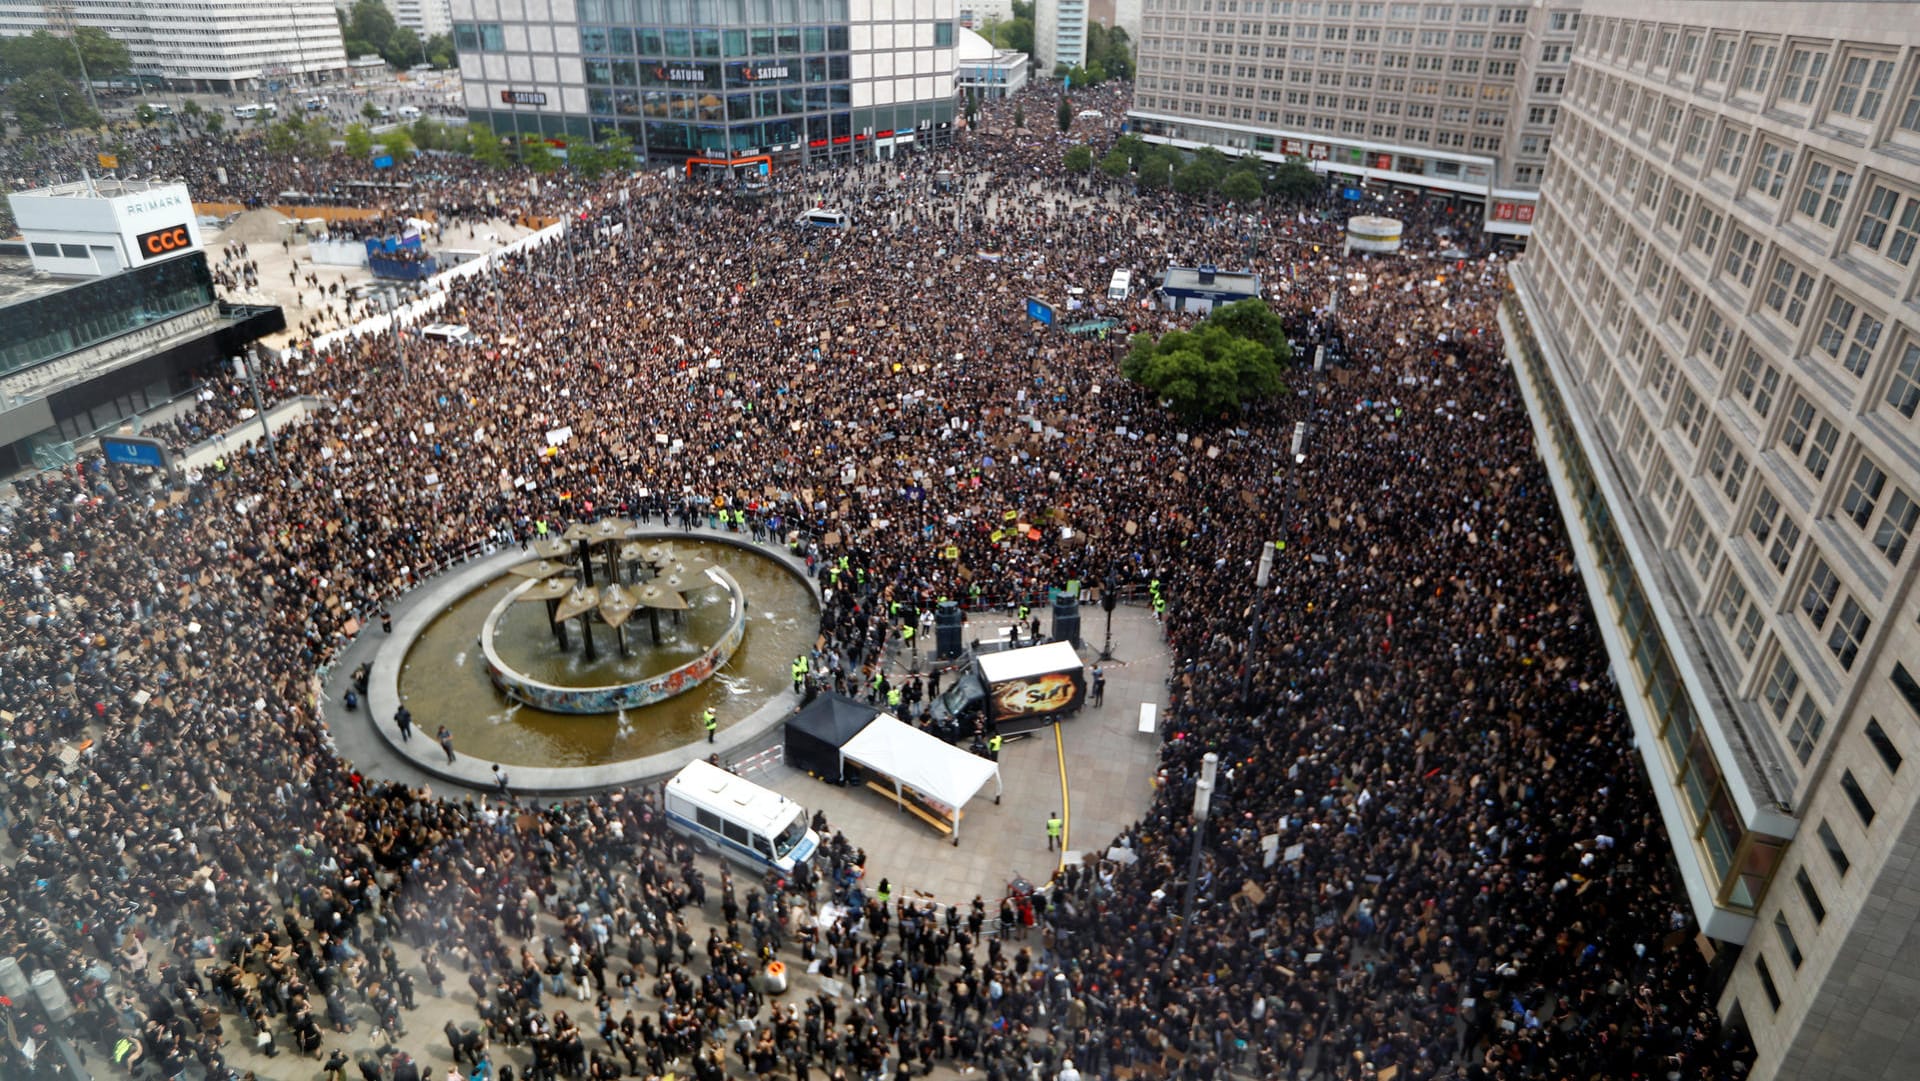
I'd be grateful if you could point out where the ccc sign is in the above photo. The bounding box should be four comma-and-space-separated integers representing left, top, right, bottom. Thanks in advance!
136, 224, 193, 260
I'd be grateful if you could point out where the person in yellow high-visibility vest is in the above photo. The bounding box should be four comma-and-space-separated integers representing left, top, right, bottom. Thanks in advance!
987, 732, 1003, 760
703, 707, 718, 742
1045, 812, 1064, 851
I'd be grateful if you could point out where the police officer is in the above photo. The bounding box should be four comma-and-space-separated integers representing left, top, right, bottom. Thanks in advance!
987, 732, 1003, 760
791, 653, 809, 695
1045, 812, 1064, 851
703, 707, 718, 743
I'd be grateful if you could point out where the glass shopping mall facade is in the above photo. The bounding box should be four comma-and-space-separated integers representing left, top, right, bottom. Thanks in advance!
456, 0, 960, 168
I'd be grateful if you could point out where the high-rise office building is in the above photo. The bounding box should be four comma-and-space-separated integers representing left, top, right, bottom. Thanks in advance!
957, 0, 1010, 31
1128, 0, 1582, 236
0, 0, 347, 90
1501, 3, 1920, 1079
451, 0, 961, 169
1035, 0, 1088, 74
392, 0, 455, 40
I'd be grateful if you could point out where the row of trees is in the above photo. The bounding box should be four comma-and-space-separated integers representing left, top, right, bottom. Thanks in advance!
1064, 136, 1325, 203
1, 28, 133, 135
339, 0, 455, 71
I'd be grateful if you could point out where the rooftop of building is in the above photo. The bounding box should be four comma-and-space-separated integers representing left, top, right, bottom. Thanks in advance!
1162, 265, 1261, 291
12, 176, 184, 201
0, 253, 80, 309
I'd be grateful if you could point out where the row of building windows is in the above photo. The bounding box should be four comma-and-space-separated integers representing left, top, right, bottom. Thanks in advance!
1574, 18, 1920, 157
579, 24, 856, 56
1504, 292, 1787, 916
1523, 217, 1913, 785
576, 0, 852, 27
1145, 1, 1538, 25
1750, 671, 1917, 1014
1142, 19, 1525, 51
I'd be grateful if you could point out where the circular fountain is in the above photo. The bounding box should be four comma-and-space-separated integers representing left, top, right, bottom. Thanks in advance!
371, 524, 819, 788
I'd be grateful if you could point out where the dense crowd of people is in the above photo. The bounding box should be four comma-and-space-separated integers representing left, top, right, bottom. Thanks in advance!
0, 80, 1754, 1081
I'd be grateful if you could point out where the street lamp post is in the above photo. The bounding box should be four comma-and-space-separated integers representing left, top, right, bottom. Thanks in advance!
1099, 571, 1117, 661
242, 346, 276, 461
1239, 542, 1276, 708
390, 296, 409, 384
1172, 751, 1218, 964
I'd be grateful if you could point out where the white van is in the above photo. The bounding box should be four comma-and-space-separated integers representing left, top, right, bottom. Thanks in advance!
664, 760, 819, 874
420, 323, 483, 346
1108, 268, 1132, 302
795, 207, 850, 229
397, 105, 422, 120
232, 104, 260, 119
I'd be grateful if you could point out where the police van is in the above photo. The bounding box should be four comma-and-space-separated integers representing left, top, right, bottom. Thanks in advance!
1108, 268, 1132, 302
795, 207, 850, 229
663, 760, 818, 874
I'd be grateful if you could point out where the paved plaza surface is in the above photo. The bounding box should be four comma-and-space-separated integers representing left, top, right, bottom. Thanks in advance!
249, 534, 1173, 1081
319, 525, 1168, 910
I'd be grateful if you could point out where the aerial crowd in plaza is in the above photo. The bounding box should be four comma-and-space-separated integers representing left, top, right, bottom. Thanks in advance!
0, 82, 1756, 1081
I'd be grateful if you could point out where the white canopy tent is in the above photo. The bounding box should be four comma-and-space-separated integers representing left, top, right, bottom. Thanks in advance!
840, 713, 1003, 845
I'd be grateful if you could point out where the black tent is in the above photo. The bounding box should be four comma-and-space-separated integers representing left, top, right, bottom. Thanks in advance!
784, 693, 878, 783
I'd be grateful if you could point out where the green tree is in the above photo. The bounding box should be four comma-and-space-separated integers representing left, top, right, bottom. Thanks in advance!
344, 0, 398, 59
1122, 302, 1290, 419
179, 98, 202, 120
1220, 169, 1264, 205
467, 123, 510, 169
1203, 298, 1292, 358
1, 28, 129, 81
265, 118, 304, 155
570, 128, 636, 179
1063, 144, 1093, 173
301, 121, 336, 157
1012, 104, 1024, 129
343, 122, 374, 158
1270, 160, 1323, 202
72, 27, 131, 77
964, 86, 978, 127
1098, 148, 1130, 179
135, 102, 156, 126
361, 101, 383, 122
4, 70, 101, 134
377, 128, 414, 157
1102, 26, 1135, 80
1172, 159, 1218, 197
424, 33, 456, 69
410, 117, 446, 151
1136, 148, 1178, 191
383, 27, 423, 69
517, 133, 559, 173
203, 111, 223, 133
1057, 96, 1072, 132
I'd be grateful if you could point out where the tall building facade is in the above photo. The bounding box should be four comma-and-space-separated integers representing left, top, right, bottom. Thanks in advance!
393, 0, 456, 39
957, 0, 1011, 31
1501, 3, 1920, 1078
1034, 0, 1088, 74
1128, 0, 1584, 235
452, 0, 960, 167
0, 0, 347, 90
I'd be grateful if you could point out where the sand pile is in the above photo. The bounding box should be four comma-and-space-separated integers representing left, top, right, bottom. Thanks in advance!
215, 208, 293, 245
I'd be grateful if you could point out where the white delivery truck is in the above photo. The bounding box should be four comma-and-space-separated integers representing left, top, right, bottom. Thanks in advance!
663, 760, 819, 874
